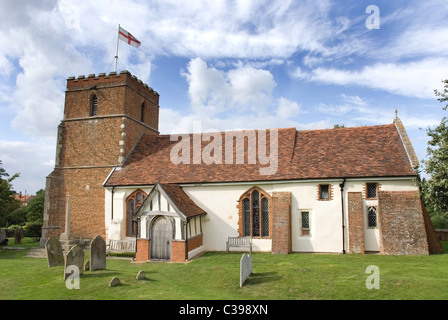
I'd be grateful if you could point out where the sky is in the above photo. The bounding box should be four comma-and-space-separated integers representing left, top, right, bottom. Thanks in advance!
1, 0, 448, 195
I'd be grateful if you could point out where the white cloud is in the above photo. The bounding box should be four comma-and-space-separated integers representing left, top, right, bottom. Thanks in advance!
181, 58, 277, 116
162, 58, 303, 133
293, 58, 448, 99
0, 139, 55, 193
276, 98, 301, 119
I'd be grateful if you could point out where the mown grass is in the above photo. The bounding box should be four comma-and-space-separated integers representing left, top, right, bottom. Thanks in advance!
1, 238, 448, 300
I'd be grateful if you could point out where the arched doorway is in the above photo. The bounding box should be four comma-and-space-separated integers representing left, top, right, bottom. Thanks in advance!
150, 216, 172, 260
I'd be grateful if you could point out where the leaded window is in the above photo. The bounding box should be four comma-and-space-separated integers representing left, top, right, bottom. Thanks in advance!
261, 198, 269, 237
367, 206, 378, 228
301, 211, 310, 236
243, 198, 251, 236
128, 200, 135, 235
366, 183, 378, 199
252, 190, 260, 236
126, 189, 147, 236
240, 187, 270, 238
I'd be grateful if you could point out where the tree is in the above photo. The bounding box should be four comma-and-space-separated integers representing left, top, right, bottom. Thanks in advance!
421, 80, 448, 217
26, 189, 45, 223
0, 160, 21, 227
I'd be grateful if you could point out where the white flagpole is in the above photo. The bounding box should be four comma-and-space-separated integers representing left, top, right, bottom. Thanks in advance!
114, 24, 120, 73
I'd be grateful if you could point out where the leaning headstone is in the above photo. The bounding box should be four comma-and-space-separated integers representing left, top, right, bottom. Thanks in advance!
90, 235, 106, 271
136, 270, 146, 280
45, 236, 64, 268
0, 228, 8, 245
109, 277, 121, 287
64, 245, 84, 280
240, 253, 252, 287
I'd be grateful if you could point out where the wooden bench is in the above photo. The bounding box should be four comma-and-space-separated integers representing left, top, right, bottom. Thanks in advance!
226, 236, 252, 254
107, 239, 136, 256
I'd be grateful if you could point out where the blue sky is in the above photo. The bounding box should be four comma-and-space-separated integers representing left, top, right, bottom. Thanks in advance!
1, 0, 448, 194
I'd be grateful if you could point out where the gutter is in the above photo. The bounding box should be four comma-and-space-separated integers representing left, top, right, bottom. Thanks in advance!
340, 178, 346, 254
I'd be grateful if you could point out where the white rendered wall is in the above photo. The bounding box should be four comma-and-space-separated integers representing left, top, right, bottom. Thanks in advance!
105, 177, 419, 254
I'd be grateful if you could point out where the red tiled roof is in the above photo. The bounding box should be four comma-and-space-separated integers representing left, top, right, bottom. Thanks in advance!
160, 183, 206, 218
104, 123, 417, 187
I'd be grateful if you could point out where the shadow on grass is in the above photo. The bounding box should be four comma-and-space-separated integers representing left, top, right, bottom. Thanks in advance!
82, 269, 122, 279
244, 271, 282, 286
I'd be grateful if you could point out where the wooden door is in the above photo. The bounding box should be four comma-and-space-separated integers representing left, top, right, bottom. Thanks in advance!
151, 216, 171, 260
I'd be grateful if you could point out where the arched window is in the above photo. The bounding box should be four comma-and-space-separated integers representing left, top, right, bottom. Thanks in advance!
126, 189, 147, 236
238, 187, 271, 238
90, 94, 98, 116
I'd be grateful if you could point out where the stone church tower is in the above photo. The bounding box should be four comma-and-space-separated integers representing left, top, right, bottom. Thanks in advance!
41, 70, 159, 245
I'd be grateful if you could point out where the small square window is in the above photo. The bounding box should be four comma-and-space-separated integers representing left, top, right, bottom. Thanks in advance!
319, 184, 330, 200
366, 183, 377, 199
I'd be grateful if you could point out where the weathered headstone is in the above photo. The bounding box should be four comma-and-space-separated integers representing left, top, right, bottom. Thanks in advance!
90, 235, 106, 271
14, 227, 23, 244
109, 277, 121, 287
0, 228, 7, 245
64, 245, 84, 280
45, 236, 64, 267
136, 270, 146, 280
240, 253, 252, 287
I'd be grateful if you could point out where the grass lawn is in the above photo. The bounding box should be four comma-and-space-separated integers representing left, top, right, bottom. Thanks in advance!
1, 238, 448, 300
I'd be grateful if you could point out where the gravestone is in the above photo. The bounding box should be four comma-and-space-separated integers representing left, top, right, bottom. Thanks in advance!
136, 270, 146, 280
64, 245, 84, 280
90, 235, 106, 271
109, 277, 121, 287
0, 228, 8, 245
240, 253, 252, 287
45, 237, 64, 267
14, 227, 23, 244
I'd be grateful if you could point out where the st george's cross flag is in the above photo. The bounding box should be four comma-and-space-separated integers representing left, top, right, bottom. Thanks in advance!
118, 26, 141, 48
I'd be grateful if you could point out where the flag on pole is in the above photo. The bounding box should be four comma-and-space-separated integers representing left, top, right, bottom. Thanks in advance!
118, 26, 141, 48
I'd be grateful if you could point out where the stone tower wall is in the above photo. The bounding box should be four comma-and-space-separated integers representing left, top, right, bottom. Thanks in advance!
41, 71, 159, 242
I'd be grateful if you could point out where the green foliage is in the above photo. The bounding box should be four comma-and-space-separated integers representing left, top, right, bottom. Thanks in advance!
431, 214, 448, 229
25, 189, 44, 223
422, 80, 448, 217
5, 225, 22, 237
24, 221, 43, 238
434, 79, 448, 110
0, 160, 21, 227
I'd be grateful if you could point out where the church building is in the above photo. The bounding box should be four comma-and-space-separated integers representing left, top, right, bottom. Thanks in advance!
40, 70, 442, 262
